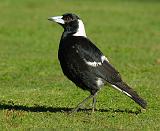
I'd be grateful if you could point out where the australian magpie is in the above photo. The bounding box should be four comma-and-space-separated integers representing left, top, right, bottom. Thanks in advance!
48, 13, 147, 112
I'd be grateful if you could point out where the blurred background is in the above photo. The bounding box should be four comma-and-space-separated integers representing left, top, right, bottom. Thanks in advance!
0, 0, 159, 129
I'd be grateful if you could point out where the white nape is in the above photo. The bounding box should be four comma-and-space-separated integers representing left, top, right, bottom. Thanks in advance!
111, 84, 132, 97
73, 20, 87, 37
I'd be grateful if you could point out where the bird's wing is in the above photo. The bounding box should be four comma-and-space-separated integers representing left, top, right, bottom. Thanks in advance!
75, 37, 122, 84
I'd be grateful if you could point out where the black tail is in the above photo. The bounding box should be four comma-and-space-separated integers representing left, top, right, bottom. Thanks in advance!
113, 81, 147, 109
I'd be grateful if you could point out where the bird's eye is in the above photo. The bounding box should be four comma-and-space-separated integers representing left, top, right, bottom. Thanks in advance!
63, 16, 72, 22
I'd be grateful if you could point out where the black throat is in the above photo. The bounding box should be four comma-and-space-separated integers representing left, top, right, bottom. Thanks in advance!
62, 20, 79, 38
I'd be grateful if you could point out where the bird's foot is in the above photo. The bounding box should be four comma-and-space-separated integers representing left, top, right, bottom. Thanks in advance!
67, 107, 80, 115
92, 107, 97, 113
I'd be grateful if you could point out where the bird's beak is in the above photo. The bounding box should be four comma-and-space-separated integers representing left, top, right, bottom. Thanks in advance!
48, 16, 65, 24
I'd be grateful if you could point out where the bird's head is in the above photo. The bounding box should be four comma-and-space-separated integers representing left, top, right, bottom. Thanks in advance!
48, 13, 86, 37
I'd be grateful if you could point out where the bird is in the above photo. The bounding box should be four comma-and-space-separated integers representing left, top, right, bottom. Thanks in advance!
48, 13, 147, 112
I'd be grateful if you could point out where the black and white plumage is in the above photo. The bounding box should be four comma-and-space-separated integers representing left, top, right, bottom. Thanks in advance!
48, 13, 147, 112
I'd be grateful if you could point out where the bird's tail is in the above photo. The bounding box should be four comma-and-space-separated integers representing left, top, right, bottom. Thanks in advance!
112, 81, 147, 109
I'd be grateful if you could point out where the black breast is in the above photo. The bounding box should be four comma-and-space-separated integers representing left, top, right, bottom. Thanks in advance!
58, 36, 99, 93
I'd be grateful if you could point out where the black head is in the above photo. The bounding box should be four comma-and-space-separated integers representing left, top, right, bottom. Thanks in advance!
48, 13, 80, 35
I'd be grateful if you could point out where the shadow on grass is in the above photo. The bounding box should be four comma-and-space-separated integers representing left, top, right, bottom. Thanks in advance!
0, 101, 142, 115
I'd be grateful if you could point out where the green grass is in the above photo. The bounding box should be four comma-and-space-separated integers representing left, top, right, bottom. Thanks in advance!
0, 0, 160, 130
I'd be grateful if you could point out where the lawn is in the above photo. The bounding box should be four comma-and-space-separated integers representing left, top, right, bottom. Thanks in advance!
0, 0, 160, 130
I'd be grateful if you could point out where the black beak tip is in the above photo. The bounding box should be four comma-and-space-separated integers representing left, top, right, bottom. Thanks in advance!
48, 18, 52, 21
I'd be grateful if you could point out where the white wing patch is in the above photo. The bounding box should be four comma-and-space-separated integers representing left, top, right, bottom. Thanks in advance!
101, 56, 109, 62
84, 60, 102, 67
84, 55, 109, 67
111, 84, 132, 97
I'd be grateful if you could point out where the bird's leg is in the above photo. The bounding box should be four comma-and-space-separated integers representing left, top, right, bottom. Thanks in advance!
71, 94, 94, 113
92, 92, 97, 112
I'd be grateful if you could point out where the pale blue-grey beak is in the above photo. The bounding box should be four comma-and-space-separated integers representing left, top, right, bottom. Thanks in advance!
48, 16, 65, 24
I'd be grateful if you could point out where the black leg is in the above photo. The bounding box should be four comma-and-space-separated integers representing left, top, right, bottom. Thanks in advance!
71, 94, 94, 113
92, 92, 97, 112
